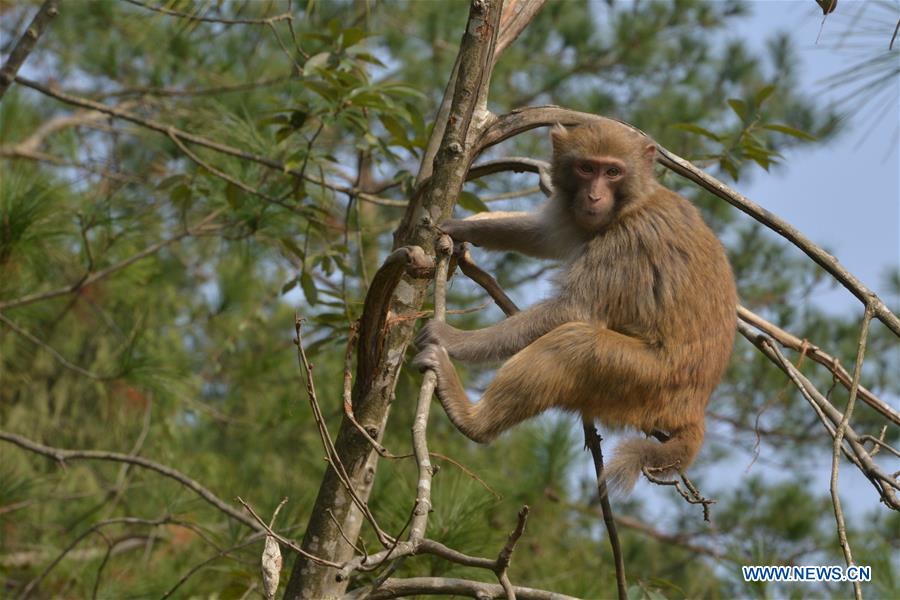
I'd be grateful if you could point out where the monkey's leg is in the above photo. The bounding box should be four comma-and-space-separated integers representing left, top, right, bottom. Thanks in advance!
416, 322, 661, 443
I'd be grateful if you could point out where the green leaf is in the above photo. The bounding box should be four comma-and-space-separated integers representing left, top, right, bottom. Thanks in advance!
755, 84, 776, 105
303, 52, 330, 76
170, 184, 192, 207
157, 174, 186, 190
379, 114, 410, 147
719, 156, 739, 181
281, 237, 305, 261
457, 191, 489, 214
300, 271, 318, 306
760, 123, 817, 141
351, 51, 386, 67
281, 277, 299, 294
290, 110, 308, 129
225, 182, 242, 208
727, 98, 748, 120
341, 27, 368, 49
257, 114, 289, 127
671, 123, 721, 141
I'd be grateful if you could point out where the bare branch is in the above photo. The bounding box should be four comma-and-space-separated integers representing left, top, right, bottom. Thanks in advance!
495, 506, 530, 600
583, 422, 627, 600
0, 430, 262, 532
641, 468, 716, 521
468, 157, 553, 196
0, 312, 104, 379
738, 306, 898, 426
123, 0, 292, 25
409, 236, 453, 543
830, 303, 874, 600
738, 323, 900, 510
0, 208, 222, 311
346, 576, 580, 600
294, 319, 393, 547
12, 76, 403, 207
0, 0, 60, 101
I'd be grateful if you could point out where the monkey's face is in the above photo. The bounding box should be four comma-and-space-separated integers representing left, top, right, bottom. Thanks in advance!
569, 156, 627, 232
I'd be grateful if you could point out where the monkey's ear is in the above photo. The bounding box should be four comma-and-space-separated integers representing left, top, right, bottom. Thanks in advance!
550, 123, 569, 150
643, 143, 657, 166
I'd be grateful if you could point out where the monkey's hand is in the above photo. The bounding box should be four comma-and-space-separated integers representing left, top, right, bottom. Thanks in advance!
415, 320, 466, 357
438, 218, 468, 242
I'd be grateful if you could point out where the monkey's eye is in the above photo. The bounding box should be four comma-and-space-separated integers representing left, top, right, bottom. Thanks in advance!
606, 167, 622, 178
576, 162, 596, 176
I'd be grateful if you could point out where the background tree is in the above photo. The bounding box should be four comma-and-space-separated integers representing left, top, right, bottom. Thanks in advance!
0, 1, 896, 599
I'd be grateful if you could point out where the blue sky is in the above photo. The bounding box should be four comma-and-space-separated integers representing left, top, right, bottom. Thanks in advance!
742, 1, 899, 315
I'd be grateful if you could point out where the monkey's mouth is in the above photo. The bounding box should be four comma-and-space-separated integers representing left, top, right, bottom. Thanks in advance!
580, 208, 610, 220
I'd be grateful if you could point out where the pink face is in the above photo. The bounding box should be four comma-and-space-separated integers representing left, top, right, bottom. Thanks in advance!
572, 156, 627, 231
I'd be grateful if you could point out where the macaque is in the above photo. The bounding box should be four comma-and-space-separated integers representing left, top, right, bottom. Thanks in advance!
413, 120, 737, 491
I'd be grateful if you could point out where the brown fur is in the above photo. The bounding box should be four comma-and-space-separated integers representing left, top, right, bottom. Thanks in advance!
413, 120, 737, 492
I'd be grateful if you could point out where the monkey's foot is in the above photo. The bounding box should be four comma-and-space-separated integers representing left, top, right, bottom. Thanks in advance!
411, 343, 448, 375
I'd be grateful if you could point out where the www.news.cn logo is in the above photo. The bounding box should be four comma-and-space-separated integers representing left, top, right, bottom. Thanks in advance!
742, 565, 872, 583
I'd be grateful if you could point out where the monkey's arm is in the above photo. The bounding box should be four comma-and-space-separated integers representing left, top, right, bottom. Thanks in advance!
442, 210, 577, 259
416, 300, 574, 363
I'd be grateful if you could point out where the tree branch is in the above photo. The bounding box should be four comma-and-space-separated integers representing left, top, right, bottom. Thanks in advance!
409, 236, 453, 543
0, 430, 262, 531
346, 576, 580, 600
123, 0, 292, 25
11, 76, 403, 207
583, 422, 627, 600
0, 0, 60, 101
0, 208, 223, 311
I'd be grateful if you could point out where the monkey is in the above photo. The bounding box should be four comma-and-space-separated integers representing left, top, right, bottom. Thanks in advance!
412, 120, 737, 491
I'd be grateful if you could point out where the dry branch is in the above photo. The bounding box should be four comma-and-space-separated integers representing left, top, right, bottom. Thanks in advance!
0, 0, 60, 101
583, 423, 627, 600
0, 208, 223, 311
346, 576, 579, 600
738, 323, 900, 510
0, 431, 263, 532
410, 236, 453, 543
11, 76, 403, 207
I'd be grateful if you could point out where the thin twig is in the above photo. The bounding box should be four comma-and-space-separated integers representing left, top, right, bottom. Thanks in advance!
738, 323, 900, 510
583, 422, 627, 600
294, 318, 392, 546
0, 431, 263, 533
409, 235, 453, 543
0, 312, 104, 379
495, 506, 529, 600
13, 76, 404, 207
641, 468, 716, 521
0, 208, 223, 311
236, 497, 341, 568
738, 306, 897, 425
830, 302, 873, 600
124, 0, 292, 25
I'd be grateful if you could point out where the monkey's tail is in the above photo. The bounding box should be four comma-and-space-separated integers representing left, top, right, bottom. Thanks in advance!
603, 424, 704, 493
